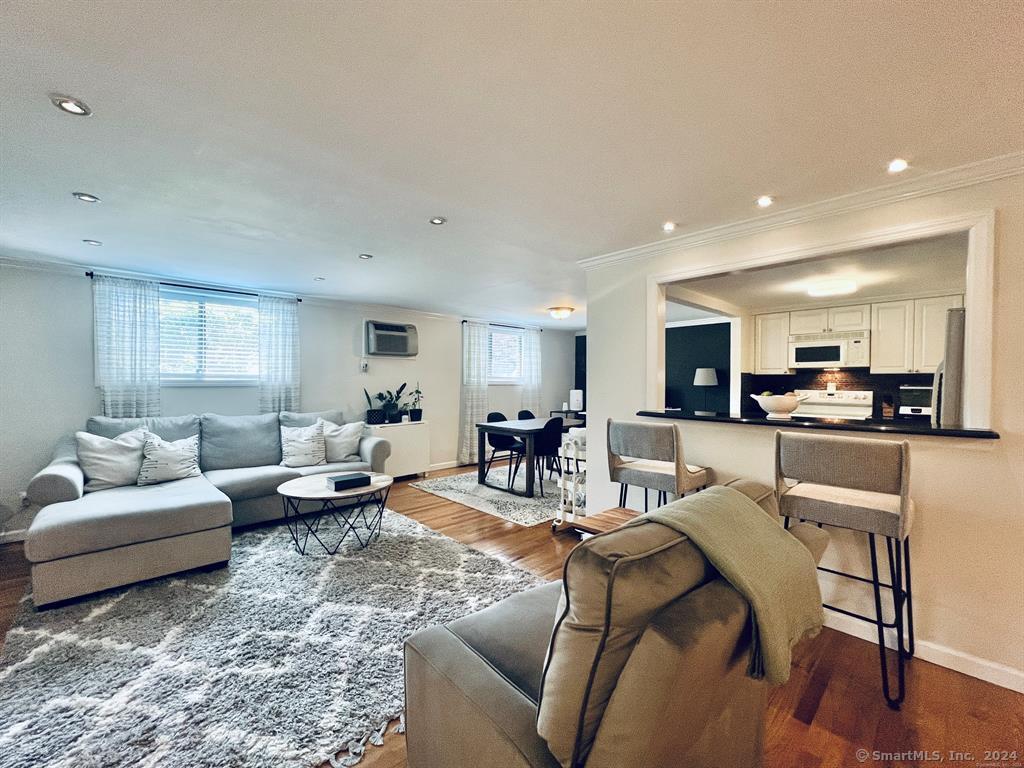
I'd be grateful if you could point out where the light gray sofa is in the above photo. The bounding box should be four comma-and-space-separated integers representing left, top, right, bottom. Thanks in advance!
24, 409, 390, 607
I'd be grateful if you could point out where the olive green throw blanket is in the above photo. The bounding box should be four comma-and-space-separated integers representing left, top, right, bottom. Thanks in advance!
644, 485, 824, 684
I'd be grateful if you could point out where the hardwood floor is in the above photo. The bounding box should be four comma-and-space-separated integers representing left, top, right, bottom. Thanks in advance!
2, 466, 1021, 767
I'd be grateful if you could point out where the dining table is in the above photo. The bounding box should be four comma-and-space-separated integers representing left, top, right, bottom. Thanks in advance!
476, 417, 584, 498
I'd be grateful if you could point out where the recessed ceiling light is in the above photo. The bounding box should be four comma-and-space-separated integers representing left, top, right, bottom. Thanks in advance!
82, 239, 103, 246
358, 253, 374, 260
50, 94, 92, 116
547, 306, 575, 320
313, 276, 326, 281
807, 279, 857, 297
429, 216, 447, 225
661, 221, 676, 233
72, 192, 101, 203
756, 195, 774, 208
887, 158, 909, 174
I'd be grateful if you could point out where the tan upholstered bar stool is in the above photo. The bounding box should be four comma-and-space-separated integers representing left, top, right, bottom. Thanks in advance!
774, 430, 915, 710
606, 419, 709, 511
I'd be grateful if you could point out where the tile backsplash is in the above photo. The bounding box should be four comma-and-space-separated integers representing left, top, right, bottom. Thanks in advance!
741, 369, 934, 419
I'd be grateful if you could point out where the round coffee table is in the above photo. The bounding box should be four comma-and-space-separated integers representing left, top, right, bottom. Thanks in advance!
277, 472, 393, 555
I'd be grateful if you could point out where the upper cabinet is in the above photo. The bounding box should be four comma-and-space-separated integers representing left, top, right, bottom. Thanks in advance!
871, 295, 963, 374
755, 312, 791, 374
790, 304, 870, 334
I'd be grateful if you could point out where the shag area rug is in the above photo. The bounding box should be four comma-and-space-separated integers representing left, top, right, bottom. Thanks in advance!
0, 511, 541, 768
412, 465, 581, 526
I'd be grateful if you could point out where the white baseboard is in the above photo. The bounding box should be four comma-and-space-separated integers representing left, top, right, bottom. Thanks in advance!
0, 528, 28, 544
824, 612, 1024, 693
428, 460, 460, 471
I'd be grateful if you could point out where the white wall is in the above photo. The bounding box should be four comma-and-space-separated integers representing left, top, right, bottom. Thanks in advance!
0, 263, 577, 537
585, 173, 1024, 690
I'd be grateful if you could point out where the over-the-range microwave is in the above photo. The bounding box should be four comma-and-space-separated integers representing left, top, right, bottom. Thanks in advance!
788, 330, 870, 369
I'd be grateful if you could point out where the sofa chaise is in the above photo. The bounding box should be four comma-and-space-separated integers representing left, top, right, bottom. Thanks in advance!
24, 409, 390, 607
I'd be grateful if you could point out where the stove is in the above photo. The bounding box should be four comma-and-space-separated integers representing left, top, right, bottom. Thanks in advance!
792, 389, 874, 421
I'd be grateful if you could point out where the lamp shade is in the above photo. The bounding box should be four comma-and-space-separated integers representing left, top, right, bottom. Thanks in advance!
693, 367, 718, 387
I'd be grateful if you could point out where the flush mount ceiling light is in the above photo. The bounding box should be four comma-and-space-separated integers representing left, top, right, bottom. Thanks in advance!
50, 94, 92, 116
756, 195, 774, 208
358, 253, 374, 260
429, 216, 447, 225
807, 279, 857, 297
313, 276, 326, 281
661, 221, 676, 233
547, 306, 575, 320
887, 158, 909, 174
72, 192, 101, 203
82, 239, 103, 246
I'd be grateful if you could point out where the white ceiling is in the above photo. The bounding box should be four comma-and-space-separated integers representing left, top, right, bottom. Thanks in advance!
668, 232, 968, 314
665, 303, 726, 324
1, 2, 1021, 329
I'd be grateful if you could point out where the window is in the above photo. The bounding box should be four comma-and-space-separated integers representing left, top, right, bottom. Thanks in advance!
159, 286, 259, 384
488, 327, 524, 384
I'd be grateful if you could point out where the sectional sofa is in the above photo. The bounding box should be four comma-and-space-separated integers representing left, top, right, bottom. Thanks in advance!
24, 409, 390, 607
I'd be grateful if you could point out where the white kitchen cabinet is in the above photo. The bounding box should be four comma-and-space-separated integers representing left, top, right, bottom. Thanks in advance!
789, 308, 830, 335
755, 312, 791, 374
871, 300, 915, 373
790, 304, 870, 334
365, 420, 431, 478
871, 295, 963, 374
828, 304, 871, 332
914, 294, 963, 373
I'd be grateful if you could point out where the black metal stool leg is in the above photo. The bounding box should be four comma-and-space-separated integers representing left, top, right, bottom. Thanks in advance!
644, 489, 649, 513
619, 483, 627, 507
869, 533, 905, 710
903, 536, 916, 657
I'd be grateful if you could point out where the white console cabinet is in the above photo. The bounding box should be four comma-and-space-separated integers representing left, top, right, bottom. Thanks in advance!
365, 421, 431, 478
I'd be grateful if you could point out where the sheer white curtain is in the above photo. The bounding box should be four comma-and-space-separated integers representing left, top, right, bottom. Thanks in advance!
521, 328, 542, 417
93, 275, 162, 417
457, 321, 490, 465
258, 295, 300, 413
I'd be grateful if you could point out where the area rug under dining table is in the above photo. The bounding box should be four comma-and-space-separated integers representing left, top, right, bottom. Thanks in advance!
0, 511, 542, 768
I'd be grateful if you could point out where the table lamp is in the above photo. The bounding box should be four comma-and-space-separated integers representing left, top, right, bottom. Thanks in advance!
693, 368, 718, 416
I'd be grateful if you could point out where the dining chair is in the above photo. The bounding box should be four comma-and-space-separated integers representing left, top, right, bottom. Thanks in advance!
518, 409, 536, 420
509, 417, 563, 496
484, 412, 525, 490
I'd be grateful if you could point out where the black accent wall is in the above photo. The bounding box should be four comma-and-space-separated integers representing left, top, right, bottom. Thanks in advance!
574, 335, 586, 407
665, 324, 731, 413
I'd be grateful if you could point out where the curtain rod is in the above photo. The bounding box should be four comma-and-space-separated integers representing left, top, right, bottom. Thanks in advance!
85, 271, 301, 302
462, 319, 542, 332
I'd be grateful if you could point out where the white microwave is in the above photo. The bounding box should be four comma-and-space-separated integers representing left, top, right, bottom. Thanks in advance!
788, 330, 870, 369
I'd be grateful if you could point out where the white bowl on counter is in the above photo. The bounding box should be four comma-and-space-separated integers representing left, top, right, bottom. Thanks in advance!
749, 393, 809, 420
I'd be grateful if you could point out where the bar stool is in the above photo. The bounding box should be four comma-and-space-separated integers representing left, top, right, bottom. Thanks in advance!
774, 431, 915, 710
606, 419, 709, 512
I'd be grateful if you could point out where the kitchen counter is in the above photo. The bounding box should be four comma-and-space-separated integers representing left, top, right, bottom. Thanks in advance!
636, 409, 1000, 439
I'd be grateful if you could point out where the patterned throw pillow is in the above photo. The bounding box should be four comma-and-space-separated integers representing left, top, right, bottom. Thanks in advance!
318, 419, 365, 462
137, 433, 201, 486
76, 428, 149, 492
280, 422, 327, 468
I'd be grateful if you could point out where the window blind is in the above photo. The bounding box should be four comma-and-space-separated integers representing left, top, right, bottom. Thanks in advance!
159, 286, 259, 384
488, 327, 524, 383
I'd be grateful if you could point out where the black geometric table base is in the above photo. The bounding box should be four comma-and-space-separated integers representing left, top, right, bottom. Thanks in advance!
281, 487, 389, 555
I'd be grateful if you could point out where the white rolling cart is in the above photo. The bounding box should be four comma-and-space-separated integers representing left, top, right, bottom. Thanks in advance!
553, 427, 587, 532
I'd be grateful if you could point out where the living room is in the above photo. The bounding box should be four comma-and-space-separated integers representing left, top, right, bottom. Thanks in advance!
1, 3, 1022, 768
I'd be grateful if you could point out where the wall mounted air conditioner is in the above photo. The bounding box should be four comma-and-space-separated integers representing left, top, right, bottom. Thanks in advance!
365, 320, 418, 357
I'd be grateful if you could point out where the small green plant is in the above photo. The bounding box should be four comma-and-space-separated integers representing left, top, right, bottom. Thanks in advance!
410, 382, 424, 409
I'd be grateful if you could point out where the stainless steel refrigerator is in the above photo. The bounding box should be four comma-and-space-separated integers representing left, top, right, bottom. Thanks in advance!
931, 306, 965, 428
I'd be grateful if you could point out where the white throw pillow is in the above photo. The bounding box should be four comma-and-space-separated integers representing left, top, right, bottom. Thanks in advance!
318, 419, 364, 462
137, 433, 201, 486
280, 422, 326, 468
76, 428, 148, 492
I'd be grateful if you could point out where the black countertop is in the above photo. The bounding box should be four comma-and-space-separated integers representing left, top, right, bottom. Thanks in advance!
636, 410, 1000, 439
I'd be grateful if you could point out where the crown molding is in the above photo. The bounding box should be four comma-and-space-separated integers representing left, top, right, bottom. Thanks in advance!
578, 152, 1024, 271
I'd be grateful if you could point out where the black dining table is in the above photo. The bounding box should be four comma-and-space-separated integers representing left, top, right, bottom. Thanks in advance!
476, 417, 584, 498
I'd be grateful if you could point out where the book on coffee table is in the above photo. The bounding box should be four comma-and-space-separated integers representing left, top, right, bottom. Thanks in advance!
326, 472, 372, 491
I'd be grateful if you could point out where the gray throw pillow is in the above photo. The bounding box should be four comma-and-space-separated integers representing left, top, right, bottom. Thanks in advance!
138, 433, 201, 486
280, 422, 327, 468
319, 419, 364, 462
200, 413, 281, 471
76, 428, 148, 492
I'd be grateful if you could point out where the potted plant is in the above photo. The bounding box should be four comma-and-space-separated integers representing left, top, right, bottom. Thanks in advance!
366, 383, 408, 424
364, 389, 385, 425
409, 382, 424, 422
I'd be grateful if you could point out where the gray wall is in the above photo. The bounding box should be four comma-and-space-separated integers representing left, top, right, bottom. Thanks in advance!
0, 262, 576, 538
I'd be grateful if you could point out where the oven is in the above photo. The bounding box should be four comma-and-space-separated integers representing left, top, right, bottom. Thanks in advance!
788, 330, 870, 369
